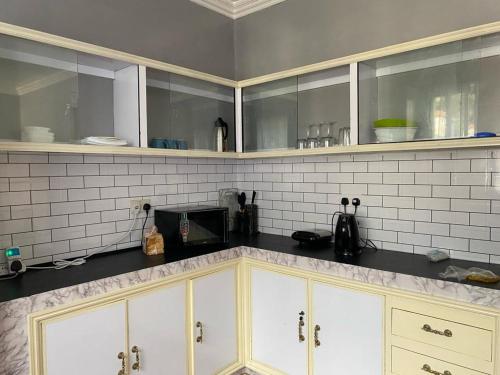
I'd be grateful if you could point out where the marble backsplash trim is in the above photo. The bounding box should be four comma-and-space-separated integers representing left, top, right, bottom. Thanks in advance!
1, 246, 499, 375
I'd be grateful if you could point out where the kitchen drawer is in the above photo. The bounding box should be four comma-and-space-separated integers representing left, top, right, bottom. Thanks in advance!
392, 346, 487, 375
392, 308, 493, 361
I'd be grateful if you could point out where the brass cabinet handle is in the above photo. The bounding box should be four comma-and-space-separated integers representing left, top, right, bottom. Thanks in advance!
196, 321, 203, 343
298, 311, 305, 342
422, 364, 452, 375
422, 324, 453, 337
314, 324, 321, 347
131, 345, 140, 371
117, 352, 126, 375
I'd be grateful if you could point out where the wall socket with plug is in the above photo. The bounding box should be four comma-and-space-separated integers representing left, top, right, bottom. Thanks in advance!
130, 199, 151, 215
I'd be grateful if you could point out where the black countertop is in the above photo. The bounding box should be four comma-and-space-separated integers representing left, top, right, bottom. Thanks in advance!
1, 233, 499, 303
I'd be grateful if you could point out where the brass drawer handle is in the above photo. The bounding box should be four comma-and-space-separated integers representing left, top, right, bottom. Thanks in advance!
196, 321, 203, 343
117, 352, 126, 375
298, 311, 305, 342
131, 345, 140, 371
422, 363, 452, 375
422, 324, 453, 337
314, 324, 321, 347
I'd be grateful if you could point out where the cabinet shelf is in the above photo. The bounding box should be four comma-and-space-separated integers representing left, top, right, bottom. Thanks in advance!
1, 137, 498, 159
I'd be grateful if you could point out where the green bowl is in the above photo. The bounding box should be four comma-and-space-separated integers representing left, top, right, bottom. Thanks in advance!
373, 119, 413, 128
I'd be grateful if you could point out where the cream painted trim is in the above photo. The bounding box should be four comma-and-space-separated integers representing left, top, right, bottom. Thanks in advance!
189, 0, 287, 19
237, 21, 500, 87
28, 256, 500, 375
2, 137, 500, 159
0, 21, 237, 88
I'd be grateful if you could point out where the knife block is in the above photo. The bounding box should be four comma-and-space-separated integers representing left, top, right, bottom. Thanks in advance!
236, 204, 258, 235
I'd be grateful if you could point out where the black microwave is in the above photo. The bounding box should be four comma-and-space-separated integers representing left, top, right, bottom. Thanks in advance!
155, 205, 229, 249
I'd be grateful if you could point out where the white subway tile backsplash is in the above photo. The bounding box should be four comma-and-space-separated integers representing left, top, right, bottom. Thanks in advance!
383, 173, 414, 185
115, 175, 142, 186
432, 235, 469, 251
432, 186, 470, 199
415, 197, 450, 210
0, 164, 30, 177
1, 149, 500, 264
432, 210, 468, 225
451, 172, 491, 186
433, 159, 470, 172
51, 201, 85, 215
67, 164, 98, 176
414, 173, 450, 185
69, 212, 101, 226
414, 221, 449, 236
450, 199, 490, 213
399, 160, 432, 172
50, 176, 84, 189
450, 225, 490, 240
68, 188, 100, 201
0, 219, 32, 235
84, 175, 115, 188
0, 191, 31, 206
10, 177, 49, 191
398, 208, 431, 222
33, 215, 68, 230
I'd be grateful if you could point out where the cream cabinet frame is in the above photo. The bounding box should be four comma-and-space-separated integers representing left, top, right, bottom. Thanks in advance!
1, 21, 500, 158
28, 256, 500, 375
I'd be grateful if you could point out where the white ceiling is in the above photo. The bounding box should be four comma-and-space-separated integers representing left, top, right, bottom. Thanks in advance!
190, 0, 287, 19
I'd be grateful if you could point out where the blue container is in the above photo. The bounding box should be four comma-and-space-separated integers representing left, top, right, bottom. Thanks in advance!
150, 138, 165, 148
164, 139, 178, 149
177, 140, 188, 150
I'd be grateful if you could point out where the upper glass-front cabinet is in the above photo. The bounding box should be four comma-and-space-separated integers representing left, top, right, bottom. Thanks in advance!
358, 32, 500, 144
146, 68, 235, 151
243, 66, 351, 152
0, 34, 140, 146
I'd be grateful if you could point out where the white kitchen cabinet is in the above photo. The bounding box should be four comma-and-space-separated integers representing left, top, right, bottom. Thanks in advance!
192, 267, 239, 375
311, 281, 383, 375
44, 301, 127, 375
128, 282, 188, 375
250, 267, 308, 375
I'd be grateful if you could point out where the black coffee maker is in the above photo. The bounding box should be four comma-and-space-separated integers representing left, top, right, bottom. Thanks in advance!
334, 198, 361, 257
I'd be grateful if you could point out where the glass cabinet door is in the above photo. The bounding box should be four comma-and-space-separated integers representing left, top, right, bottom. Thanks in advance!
358, 32, 500, 144
298, 66, 351, 148
146, 68, 235, 151
0, 34, 140, 146
243, 77, 298, 152
242, 66, 350, 152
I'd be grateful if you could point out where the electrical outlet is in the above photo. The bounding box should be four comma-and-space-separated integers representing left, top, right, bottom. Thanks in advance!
130, 199, 151, 215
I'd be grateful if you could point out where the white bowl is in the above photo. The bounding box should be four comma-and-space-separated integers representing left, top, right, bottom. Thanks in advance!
23, 126, 51, 134
22, 131, 55, 143
374, 127, 417, 143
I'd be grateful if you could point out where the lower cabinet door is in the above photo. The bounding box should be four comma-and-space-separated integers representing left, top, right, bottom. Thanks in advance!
192, 267, 238, 375
250, 267, 308, 375
312, 281, 383, 375
128, 282, 188, 375
43, 301, 126, 375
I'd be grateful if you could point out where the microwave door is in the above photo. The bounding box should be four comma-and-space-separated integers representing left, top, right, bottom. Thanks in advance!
186, 211, 224, 245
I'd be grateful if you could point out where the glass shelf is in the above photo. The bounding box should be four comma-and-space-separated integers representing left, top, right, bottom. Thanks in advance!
146, 68, 235, 151
0, 33, 140, 147
358, 32, 500, 145
242, 66, 351, 152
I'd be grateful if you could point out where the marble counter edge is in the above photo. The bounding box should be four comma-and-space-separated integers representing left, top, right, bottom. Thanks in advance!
1, 245, 500, 375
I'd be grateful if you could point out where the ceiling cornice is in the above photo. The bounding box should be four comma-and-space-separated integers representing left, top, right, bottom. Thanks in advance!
190, 0, 287, 19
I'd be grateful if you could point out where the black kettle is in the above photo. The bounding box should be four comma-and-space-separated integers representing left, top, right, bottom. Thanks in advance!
334, 198, 361, 256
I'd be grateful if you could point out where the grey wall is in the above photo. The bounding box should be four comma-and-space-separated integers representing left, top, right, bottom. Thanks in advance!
234, 0, 500, 79
0, 0, 235, 79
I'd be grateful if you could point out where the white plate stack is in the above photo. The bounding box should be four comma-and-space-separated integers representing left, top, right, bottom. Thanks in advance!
21, 126, 55, 143
81, 136, 128, 146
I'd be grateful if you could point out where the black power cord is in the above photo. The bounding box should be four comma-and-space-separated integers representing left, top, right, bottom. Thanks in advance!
141, 203, 152, 245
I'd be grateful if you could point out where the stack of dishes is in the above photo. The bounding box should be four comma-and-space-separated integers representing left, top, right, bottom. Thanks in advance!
81, 136, 128, 146
373, 119, 417, 143
21, 126, 55, 143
